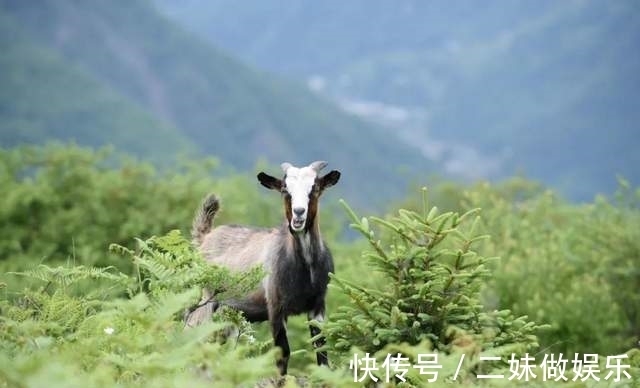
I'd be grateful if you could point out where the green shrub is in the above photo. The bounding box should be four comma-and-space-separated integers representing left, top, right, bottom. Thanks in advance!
323, 191, 540, 386
460, 179, 640, 356
395, 178, 640, 357
0, 143, 285, 290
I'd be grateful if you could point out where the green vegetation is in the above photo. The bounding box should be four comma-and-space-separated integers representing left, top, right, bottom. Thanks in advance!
1, 144, 638, 386
0, 143, 287, 281
0, 231, 276, 387
0, 9, 193, 163
2, 0, 637, 384
323, 198, 540, 386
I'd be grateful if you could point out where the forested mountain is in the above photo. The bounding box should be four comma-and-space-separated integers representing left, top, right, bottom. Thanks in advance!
157, 0, 640, 200
0, 9, 191, 160
0, 0, 433, 205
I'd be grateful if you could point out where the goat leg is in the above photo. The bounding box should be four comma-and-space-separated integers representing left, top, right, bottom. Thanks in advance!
308, 306, 329, 366
271, 314, 290, 375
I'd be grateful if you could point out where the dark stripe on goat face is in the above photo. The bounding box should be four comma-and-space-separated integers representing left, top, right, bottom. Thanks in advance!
305, 189, 320, 233
283, 192, 294, 228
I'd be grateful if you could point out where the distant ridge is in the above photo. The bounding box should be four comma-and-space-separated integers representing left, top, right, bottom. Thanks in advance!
0, 8, 191, 160
156, 0, 640, 200
0, 0, 434, 205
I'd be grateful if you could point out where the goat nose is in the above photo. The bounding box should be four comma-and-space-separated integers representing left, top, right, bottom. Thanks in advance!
293, 207, 305, 216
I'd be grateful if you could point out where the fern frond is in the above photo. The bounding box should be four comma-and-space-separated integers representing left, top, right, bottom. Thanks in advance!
9, 264, 132, 290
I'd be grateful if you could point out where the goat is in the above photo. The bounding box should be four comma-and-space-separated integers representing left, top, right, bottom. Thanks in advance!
185, 161, 341, 375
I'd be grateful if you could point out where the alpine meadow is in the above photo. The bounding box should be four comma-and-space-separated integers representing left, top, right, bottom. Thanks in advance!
1, 1, 639, 387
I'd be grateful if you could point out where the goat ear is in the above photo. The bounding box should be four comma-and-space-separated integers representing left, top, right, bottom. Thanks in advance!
257, 172, 282, 191
319, 170, 341, 190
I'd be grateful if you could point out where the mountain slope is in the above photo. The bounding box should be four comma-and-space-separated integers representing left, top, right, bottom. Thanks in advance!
426, 1, 640, 198
0, 0, 434, 204
0, 9, 192, 160
156, 0, 640, 200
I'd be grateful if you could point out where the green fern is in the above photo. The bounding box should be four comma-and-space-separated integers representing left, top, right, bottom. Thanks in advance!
9, 264, 132, 290
0, 230, 279, 387
110, 230, 263, 304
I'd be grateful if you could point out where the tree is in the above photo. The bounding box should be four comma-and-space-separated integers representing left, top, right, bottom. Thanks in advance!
323, 189, 540, 385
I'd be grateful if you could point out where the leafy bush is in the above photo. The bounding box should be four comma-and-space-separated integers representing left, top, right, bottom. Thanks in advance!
458, 180, 640, 356
0, 143, 285, 290
394, 178, 640, 357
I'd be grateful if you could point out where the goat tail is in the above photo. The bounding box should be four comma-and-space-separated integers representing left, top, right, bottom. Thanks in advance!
191, 193, 220, 246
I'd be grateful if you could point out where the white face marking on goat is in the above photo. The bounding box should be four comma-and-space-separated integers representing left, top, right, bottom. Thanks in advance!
283, 165, 317, 232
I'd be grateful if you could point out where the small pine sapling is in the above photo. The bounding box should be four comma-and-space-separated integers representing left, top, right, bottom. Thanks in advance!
323, 189, 540, 383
